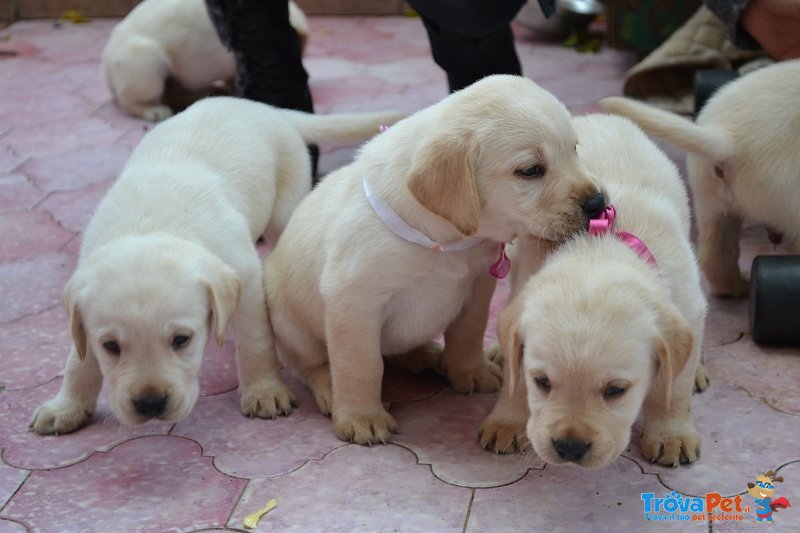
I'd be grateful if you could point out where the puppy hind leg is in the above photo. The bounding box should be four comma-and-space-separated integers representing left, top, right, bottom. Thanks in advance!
438, 274, 502, 393
109, 41, 173, 121
697, 208, 747, 298
30, 346, 102, 435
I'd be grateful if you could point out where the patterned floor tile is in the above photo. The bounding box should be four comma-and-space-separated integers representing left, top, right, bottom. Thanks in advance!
35, 178, 114, 233
0, 173, 45, 214
712, 460, 800, 531
628, 380, 799, 499
392, 388, 544, 488
228, 444, 472, 532
20, 144, 129, 192
172, 377, 346, 479
0, 436, 246, 532
706, 339, 800, 415
0, 210, 75, 262
0, 305, 70, 391
0, 252, 76, 323
2, 117, 122, 160
467, 456, 707, 532
0, 519, 27, 532
0, 381, 173, 470
0, 461, 28, 509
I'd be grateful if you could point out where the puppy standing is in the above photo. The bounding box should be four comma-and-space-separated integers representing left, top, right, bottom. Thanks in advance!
264, 75, 606, 445
480, 114, 707, 468
30, 97, 405, 435
601, 60, 800, 297
102, 0, 309, 121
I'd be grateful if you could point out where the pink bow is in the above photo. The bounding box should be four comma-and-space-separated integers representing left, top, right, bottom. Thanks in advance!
589, 205, 658, 268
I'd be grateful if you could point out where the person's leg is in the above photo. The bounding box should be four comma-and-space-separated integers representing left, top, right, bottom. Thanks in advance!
206, 0, 319, 178
407, 0, 527, 92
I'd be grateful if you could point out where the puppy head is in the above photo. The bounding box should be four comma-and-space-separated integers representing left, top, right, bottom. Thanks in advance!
407, 75, 604, 242
502, 262, 693, 469
65, 236, 241, 426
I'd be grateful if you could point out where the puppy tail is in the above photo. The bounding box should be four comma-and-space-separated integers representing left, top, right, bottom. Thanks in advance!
281, 109, 407, 144
600, 97, 734, 162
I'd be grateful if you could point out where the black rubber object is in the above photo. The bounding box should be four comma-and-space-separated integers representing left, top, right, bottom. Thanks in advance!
694, 69, 739, 116
749, 255, 800, 345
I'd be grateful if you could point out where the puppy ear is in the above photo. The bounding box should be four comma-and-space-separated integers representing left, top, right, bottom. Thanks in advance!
653, 303, 693, 408
63, 277, 88, 361
204, 262, 242, 348
407, 133, 481, 236
498, 296, 525, 395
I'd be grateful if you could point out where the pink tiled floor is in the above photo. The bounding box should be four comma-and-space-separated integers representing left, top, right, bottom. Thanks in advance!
1, 15, 798, 533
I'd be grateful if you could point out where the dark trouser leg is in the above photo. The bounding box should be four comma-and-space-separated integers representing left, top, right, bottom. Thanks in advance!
205, 0, 318, 178
406, 0, 526, 92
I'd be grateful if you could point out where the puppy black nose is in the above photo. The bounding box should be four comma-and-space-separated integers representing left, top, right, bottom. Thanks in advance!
581, 192, 606, 219
553, 438, 590, 462
133, 394, 168, 418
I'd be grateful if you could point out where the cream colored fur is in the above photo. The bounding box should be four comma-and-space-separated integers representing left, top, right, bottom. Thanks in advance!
30, 97, 405, 435
102, 0, 309, 121
601, 60, 800, 297
263, 75, 604, 445
480, 114, 708, 468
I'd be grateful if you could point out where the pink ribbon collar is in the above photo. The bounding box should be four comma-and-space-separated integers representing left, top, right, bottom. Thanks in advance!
589, 205, 658, 269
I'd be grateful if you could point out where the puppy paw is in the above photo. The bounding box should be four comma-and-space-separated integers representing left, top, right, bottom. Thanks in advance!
485, 341, 504, 367
30, 397, 93, 435
445, 360, 502, 394
709, 274, 749, 299
479, 414, 529, 454
641, 421, 701, 467
694, 364, 711, 392
333, 408, 397, 445
240, 379, 296, 419
307, 366, 333, 416
312, 386, 332, 417
142, 105, 173, 122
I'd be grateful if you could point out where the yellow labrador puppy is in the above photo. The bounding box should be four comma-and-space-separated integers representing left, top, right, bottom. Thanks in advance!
480, 114, 707, 468
102, 0, 309, 121
30, 97, 405, 435
601, 60, 800, 297
264, 75, 606, 445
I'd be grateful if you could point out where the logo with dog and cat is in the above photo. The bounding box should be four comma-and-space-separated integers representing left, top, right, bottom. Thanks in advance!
640, 469, 793, 523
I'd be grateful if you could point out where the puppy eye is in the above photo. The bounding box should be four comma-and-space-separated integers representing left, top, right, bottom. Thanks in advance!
516, 165, 546, 179
171, 335, 191, 350
533, 375, 551, 392
102, 340, 121, 356
604, 385, 627, 398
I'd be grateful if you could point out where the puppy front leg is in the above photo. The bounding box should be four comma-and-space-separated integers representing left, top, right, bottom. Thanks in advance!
640, 379, 701, 467
327, 303, 397, 445
236, 281, 295, 419
479, 356, 530, 454
30, 346, 102, 435
439, 274, 502, 393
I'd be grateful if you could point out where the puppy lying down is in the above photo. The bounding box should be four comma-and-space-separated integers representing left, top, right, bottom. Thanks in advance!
30, 97, 405, 435
264, 75, 606, 445
602, 60, 800, 297
480, 114, 708, 468
102, 0, 309, 121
